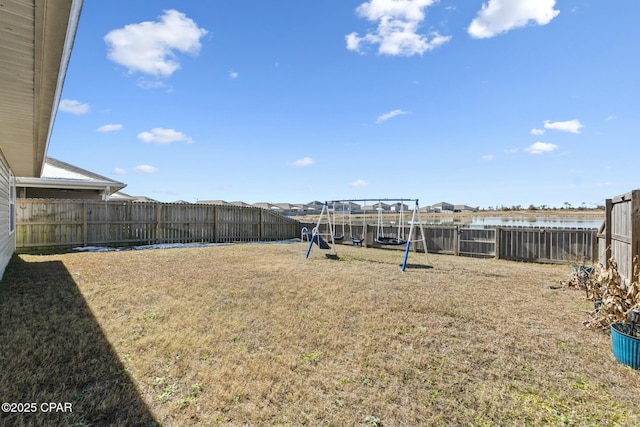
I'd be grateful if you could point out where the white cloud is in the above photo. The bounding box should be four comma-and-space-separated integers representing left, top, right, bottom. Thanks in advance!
138, 128, 193, 144
104, 9, 208, 77
346, 0, 451, 56
59, 99, 90, 115
229, 71, 239, 79
135, 165, 158, 173
524, 142, 558, 154
350, 179, 368, 188
482, 154, 494, 161
504, 148, 518, 153
292, 157, 315, 167
137, 78, 168, 90
531, 128, 545, 135
113, 168, 126, 175
97, 124, 123, 133
605, 115, 616, 121
376, 109, 408, 123
468, 0, 560, 39
544, 119, 584, 134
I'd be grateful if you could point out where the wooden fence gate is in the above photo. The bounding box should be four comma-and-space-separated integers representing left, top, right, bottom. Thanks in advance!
598, 190, 640, 286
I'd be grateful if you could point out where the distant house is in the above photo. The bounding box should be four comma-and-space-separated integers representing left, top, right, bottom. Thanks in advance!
327, 201, 361, 213
271, 203, 307, 215
305, 201, 325, 213
109, 192, 135, 201
419, 205, 436, 213
362, 202, 390, 212
229, 201, 251, 208
253, 202, 278, 210
272, 203, 293, 211
431, 202, 454, 212
290, 203, 307, 214
16, 157, 126, 200
343, 201, 362, 212
198, 200, 229, 206
254, 202, 305, 215
198, 200, 260, 207
111, 194, 159, 203
454, 205, 476, 213
389, 202, 409, 212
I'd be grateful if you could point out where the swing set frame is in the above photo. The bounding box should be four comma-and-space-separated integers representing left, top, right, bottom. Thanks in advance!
305, 199, 429, 272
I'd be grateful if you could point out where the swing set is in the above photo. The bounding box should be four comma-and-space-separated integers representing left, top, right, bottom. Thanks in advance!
375, 201, 407, 245
331, 201, 345, 242
305, 199, 429, 271
349, 203, 365, 247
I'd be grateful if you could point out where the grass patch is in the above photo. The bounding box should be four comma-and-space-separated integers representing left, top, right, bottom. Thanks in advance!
300, 350, 323, 364
1, 242, 639, 426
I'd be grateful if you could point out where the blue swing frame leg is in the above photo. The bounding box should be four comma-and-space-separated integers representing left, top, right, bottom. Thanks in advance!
401, 241, 411, 272
305, 234, 316, 259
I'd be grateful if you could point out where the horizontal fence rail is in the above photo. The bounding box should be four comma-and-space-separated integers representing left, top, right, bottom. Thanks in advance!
16, 199, 300, 251
308, 222, 599, 264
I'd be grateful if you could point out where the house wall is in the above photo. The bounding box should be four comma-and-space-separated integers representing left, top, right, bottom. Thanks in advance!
0, 148, 15, 278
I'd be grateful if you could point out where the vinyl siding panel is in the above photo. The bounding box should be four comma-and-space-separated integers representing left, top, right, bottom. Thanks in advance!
0, 148, 15, 278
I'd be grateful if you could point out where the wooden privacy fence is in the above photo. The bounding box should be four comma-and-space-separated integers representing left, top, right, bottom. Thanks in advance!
16, 199, 300, 251
310, 222, 599, 264
598, 190, 640, 286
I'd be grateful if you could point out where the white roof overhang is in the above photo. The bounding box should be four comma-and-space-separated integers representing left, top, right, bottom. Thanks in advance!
15, 176, 122, 193
0, 0, 84, 177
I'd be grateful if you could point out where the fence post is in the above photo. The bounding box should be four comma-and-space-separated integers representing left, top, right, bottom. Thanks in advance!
213, 205, 219, 243
155, 203, 162, 244
454, 226, 460, 256
82, 201, 88, 247
632, 190, 640, 269
260, 208, 264, 241
605, 199, 612, 262
494, 227, 501, 259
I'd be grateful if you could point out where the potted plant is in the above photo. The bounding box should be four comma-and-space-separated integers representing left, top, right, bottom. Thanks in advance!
611, 309, 640, 369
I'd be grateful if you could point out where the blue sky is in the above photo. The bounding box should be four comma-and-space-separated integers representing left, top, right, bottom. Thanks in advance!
48, 0, 639, 208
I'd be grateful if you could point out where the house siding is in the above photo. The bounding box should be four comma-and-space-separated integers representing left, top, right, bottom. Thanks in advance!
0, 148, 15, 278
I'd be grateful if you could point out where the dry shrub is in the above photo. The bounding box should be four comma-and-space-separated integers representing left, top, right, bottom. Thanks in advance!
567, 256, 640, 329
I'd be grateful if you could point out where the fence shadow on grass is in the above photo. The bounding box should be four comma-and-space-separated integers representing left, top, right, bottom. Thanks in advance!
0, 255, 157, 426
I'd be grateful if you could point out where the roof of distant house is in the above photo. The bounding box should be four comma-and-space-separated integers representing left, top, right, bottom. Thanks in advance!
16, 157, 126, 194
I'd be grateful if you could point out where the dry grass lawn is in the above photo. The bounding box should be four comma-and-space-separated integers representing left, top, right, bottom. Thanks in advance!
1, 242, 639, 426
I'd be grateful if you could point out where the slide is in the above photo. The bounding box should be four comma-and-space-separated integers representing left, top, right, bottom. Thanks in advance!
314, 235, 331, 250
